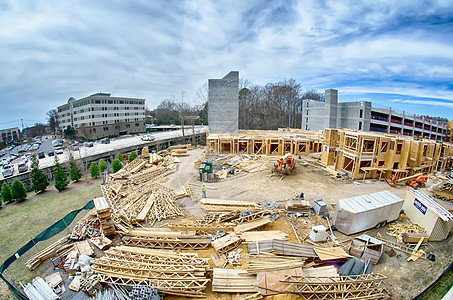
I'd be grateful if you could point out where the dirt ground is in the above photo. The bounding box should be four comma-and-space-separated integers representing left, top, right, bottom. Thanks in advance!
4, 146, 452, 299
166, 147, 453, 300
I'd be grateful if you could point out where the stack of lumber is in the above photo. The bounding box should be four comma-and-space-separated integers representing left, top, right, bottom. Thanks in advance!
170, 149, 188, 156
211, 234, 243, 253
256, 266, 339, 296
122, 229, 211, 250
92, 246, 210, 297
74, 240, 94, 257
234, 215, 272, 234
93, 197, 115, 236
212, 268, 257, 293
216, 168, 230, 180
232, 160, 266, 173
200, 198, 260, 212
25, 235, 73, 270
241, 231, 288, 242
70, 210, 98, 240
387, 223, 426, 243
246, 253, 305, 274
248, 239, 318, 258
182, 183, 197, 202
313, 247, 351, 260
285, 199, 311, 214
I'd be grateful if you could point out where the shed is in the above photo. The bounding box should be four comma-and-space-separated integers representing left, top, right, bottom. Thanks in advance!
333, 190, 403, 235
402, 189, 453, 241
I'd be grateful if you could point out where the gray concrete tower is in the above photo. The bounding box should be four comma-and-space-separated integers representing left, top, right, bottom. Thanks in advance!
325, 89, 338, 128
208, 71, 239, 133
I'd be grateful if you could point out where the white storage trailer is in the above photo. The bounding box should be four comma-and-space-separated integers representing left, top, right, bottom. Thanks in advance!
333, 190, 404, 235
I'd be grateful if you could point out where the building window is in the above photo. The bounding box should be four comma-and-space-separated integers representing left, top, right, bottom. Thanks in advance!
103, 127, 108, 131
360, 110, 363, 118
135, 123, 139, 127
126, 124, 130, 128
359, 122, 362, 130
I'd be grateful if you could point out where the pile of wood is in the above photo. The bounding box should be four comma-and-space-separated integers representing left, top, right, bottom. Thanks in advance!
234, 215, 273, 234
26, 235, 73, 270
247, 239, 318, 258
200, 198, 260, 212
158, 144, 193, 156
387, 223, 426, 243
232, 159, 266, 173
211, 234, 243, 253
285, 199, 311, 215
92, 245, 210, 297
93, 197, 115, 236
432, 177, 453, 202
122, 229, 212, 250
241, 231, 288, 242
70, 210, 99, 240
246, 253, 306, 274
212, 268, 257, 293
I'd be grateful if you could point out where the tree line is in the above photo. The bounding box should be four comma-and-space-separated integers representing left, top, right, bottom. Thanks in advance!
148, 79, 324, 130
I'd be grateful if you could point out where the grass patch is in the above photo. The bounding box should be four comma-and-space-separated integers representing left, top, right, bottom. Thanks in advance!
418, 266, 453, 300
0, 179, 102, 299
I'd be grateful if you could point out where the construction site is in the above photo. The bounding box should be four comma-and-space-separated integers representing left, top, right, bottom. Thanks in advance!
1, 72, 452, 300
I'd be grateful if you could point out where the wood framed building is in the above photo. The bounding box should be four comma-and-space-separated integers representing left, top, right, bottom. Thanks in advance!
207, 129, 323, 156
321, 129, 453, 180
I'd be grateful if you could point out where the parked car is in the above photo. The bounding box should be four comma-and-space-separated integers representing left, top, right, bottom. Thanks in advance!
100, 138, 110, 144
37, 151, 45, 159
47, 150, 54, 156
55, 147, 64, 155
2, 165, 14, 177
141, 135, 155, 141
84, 142, 94, 147
18, 162, 28, 173
52, 139, 63, 147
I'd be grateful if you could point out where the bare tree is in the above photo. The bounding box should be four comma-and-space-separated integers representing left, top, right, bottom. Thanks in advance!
47, 109, 59, 133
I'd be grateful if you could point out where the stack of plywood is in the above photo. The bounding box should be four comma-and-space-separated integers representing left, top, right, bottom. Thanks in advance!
93, 197, 115, 236
212, 268, 257, 293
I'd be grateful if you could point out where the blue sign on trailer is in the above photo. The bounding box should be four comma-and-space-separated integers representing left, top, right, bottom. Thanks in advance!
414, 198, 427, 215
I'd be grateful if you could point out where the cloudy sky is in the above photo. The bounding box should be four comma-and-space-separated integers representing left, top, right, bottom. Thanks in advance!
1, 0, 452, 129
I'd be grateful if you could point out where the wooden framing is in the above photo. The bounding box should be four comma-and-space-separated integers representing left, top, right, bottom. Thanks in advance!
207, 129, 323, 156
321, 129, 453, 180
282, 273, 388, 299
92, 246, 210, 297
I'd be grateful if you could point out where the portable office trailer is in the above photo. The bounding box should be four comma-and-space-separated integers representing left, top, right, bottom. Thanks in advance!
333, 190, 404, 235
402, 189, 453, 241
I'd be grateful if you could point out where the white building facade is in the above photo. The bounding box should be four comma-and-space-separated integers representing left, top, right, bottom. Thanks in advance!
57, 93, 146, 140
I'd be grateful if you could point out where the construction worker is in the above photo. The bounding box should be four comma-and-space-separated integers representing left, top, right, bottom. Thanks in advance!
202, 183, 207, 198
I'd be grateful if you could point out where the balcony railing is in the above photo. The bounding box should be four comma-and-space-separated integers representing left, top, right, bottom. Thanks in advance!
391, 119, 402, 124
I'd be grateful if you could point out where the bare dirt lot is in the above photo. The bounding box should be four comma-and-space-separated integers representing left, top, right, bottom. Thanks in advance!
2, 147, 451, 299
166, 147, 452, 300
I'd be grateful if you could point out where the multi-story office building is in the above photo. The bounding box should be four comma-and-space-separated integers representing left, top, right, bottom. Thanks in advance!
57, 93, 146, 140
0, 127, 20, 144
302, 89, 448, 141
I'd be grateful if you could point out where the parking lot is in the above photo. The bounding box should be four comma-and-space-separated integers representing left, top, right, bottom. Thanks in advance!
0, 126, 208, 180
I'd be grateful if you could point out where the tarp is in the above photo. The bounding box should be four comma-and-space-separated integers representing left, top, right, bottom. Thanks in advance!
0, 199, 94, 299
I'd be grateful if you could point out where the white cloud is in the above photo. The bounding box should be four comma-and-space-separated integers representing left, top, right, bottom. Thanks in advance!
0, 0, 452, 128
